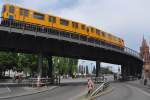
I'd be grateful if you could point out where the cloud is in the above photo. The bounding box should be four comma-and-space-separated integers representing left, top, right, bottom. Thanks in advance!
1, 0, 150, 51
55, 0, 150, 51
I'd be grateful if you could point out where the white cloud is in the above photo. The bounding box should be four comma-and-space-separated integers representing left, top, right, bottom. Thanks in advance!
55, 0, 150, 51
1, 0, 150, 51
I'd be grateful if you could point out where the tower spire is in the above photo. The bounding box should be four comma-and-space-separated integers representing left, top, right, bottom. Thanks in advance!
142, 35, 148, 47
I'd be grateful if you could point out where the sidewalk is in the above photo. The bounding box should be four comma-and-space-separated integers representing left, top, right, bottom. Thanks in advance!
0, 85, 58, 99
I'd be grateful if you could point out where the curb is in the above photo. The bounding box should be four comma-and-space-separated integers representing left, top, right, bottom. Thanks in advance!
0, 86, 59, 99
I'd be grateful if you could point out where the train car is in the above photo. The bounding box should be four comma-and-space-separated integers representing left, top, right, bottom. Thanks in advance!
1, 4, 125, 50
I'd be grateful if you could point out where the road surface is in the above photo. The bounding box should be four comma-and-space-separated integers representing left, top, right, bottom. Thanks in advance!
1, 83, 87, 100
96, 82, 150, 100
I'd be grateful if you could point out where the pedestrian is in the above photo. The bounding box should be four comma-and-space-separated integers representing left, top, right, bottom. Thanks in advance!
87, 78, 94, 94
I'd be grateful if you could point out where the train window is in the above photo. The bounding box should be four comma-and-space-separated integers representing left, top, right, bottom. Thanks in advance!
72, 22, 78, 28
81, 25, 85, 30
102, 32, 105, 37
20, 8, 29, 17
96, 29, 100, 34
87, 28, 89, 32
49, 16, 56, 23
9, 6, 14, 13
60, 19, 69, 26
2, 5, 6, 12
33, 12, 44, 20
108, 34, 111, 38
91, 28, 94, 33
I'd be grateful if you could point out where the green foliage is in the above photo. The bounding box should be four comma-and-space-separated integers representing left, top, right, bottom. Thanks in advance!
101, 67, 113, 74
52, 57, 78, 76
0, 51, 78, 77
0, 52, 17, 70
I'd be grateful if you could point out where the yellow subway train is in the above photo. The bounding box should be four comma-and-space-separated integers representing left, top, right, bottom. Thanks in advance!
1, 4, 125, 49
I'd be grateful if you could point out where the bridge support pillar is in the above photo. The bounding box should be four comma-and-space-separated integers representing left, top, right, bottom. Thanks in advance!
47, 56, 54, 83
96, 60, 101, 77
37, 53, 43, 78
121, 65, 129, 81
136, 63, 143, 79
37, 53, 43, 86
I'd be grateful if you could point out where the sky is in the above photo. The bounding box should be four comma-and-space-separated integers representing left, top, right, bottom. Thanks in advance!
1, 0, 150, 72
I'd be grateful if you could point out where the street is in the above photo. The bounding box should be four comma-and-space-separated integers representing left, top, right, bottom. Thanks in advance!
1, 83, 87, 100
0, 78, 150, 100
96, 82, 150, 100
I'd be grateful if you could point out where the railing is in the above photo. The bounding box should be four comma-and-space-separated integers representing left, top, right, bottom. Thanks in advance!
91, 76, 107, 83
90, 82, 110, 96
12, 77, 59, 87
0, 17, 142, 60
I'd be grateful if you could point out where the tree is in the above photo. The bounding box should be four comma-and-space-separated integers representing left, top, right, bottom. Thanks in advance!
0, 51, 78, 78
0, 52, 18, 78
52, 57, 78, 76
101, 67, 113, 74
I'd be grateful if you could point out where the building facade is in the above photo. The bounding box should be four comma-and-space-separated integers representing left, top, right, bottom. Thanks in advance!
140, 37, 150, 79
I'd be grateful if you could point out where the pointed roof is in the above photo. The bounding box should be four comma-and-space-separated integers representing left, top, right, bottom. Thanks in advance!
142, 35, 148, 47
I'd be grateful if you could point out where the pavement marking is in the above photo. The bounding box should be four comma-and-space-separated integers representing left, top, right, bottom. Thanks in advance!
126, 84, 150, 97
6, 87, 11, 92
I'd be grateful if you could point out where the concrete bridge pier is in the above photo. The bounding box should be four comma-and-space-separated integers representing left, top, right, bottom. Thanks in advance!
96, 60, 101, 77
129, 64, 135, 76
122, 63, 143, 80
47, 56, 54, 83
37, 54, 54, 85
37, 52, 43, 86
37, 53, 43, 79
121, 64, 130, 81
136, 64, 143, 78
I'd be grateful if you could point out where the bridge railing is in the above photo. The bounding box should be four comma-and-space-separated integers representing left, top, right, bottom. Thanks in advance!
0, 17, 142, 60
124, 47, 140, 58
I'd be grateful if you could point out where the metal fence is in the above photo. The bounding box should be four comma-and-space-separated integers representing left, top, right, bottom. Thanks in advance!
90, 82, 110, 96
15, 77, 59, 87
91, 76, 107, 83
0, 17, 142, 60
0, 77, 59, 87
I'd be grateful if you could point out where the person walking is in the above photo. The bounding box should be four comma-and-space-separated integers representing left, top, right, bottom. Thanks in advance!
87, 78, 94, 94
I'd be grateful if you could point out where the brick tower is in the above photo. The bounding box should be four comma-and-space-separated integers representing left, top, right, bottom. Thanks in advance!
140, 36, 150, 78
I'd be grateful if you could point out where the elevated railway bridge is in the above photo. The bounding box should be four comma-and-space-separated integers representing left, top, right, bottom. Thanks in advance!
0, 18, 143, 81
